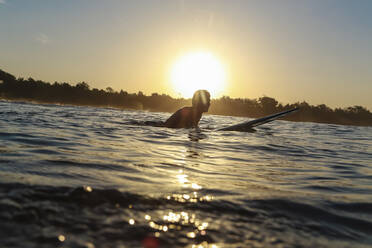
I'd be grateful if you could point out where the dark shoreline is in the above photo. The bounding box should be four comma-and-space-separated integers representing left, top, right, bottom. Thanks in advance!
1, 68, 372, 127
2, 97, 371, 128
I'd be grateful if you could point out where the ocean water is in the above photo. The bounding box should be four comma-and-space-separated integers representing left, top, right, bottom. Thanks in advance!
0, 100, 372, 248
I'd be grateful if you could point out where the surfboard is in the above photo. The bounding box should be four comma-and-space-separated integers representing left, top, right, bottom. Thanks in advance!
217, 107, 299, 131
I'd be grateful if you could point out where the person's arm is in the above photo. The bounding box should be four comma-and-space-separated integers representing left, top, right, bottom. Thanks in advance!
164, 109, 182, 128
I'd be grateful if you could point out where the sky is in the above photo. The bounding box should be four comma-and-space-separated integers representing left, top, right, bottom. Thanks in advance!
1, 0, 372, 110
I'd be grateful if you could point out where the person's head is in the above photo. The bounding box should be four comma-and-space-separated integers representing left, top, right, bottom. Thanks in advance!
192, 90, 210, 112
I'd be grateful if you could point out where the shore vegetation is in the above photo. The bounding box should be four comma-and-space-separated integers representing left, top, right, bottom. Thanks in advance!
1, 69, 371, 126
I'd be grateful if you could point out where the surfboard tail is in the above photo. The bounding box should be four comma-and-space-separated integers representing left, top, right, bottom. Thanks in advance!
217, 107, 299, 131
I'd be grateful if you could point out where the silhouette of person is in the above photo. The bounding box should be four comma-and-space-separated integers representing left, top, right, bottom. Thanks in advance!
164, 90, 210, 128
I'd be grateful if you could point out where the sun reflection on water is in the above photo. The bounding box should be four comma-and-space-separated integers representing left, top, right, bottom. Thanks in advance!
142, 209, 215, 244
176, 171, 189, 185
128, 130, 218, 247
166, 192, 213, 203
175, 169, 203, 190
192, 243, 219, 248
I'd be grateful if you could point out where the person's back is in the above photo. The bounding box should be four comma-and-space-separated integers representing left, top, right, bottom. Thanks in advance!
164, 90, 210, 128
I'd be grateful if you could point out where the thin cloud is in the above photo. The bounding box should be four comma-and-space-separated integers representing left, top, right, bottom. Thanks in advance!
0, 0, 6, 5
35, 33, 51, 45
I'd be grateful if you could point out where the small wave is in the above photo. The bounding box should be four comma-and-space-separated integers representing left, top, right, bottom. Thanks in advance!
330, 202, 372, 215
45, 159, 140, 174
1, 183, 372, 247
247, 198, 372, 239
2, 101, 372, 248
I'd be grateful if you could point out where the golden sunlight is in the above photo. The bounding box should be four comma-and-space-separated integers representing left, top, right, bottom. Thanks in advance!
170, 52, 227, 98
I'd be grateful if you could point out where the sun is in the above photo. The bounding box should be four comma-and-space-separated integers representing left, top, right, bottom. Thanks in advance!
170, 51, 227, 98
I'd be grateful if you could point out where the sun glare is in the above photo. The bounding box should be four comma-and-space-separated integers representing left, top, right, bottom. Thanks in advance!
170, 52, 226, 98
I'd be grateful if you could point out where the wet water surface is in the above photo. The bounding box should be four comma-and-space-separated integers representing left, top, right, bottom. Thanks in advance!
1, 100, 372, 248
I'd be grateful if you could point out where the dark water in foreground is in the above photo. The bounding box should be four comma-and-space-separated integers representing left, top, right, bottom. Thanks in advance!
1, 100, 372, 248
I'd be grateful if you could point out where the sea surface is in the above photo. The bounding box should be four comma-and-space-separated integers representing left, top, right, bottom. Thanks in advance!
0, 100, 372, 248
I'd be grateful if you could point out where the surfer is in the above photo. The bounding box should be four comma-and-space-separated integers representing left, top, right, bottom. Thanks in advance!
164, 90, 210, 128
144, 89, 298, 131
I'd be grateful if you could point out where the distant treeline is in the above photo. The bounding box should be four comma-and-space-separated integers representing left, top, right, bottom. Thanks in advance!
1, 69, 371, 126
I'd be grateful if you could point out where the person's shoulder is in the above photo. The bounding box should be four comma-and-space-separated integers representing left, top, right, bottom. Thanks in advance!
180, 106, 193, 113
164, 106, 193, 128
171, 107, 188, 115
172, 106, 192, 116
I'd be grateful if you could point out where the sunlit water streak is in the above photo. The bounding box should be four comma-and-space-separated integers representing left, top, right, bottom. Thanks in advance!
0, 100, 372, 248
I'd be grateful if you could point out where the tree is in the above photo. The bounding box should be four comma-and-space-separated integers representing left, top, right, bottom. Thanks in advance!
75, 82, 90, 91
0, 69, 16, 83
106, 87, 114, 93
259, 96, 278, 114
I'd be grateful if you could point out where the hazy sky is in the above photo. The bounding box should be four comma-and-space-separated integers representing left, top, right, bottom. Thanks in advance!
1, 0, 371, 109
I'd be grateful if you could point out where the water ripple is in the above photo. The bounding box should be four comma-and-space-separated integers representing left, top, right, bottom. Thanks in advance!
1, 100, 372, 247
